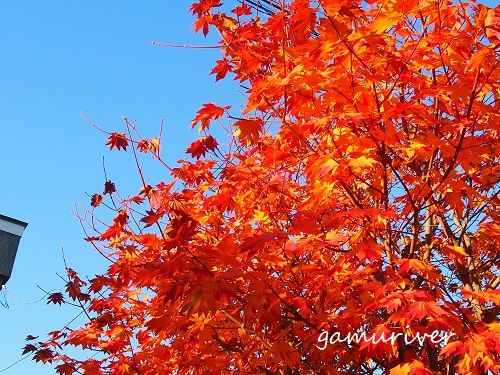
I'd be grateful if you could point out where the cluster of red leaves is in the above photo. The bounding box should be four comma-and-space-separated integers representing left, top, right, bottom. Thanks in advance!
186, 135, 218, 159
31, 1, 499, 374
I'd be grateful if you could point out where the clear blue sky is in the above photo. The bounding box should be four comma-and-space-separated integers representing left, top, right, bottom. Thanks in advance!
0, 0, 497, 373
0, 1, 236, 373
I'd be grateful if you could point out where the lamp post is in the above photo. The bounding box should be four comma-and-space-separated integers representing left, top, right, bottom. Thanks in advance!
0, 214, 28, 286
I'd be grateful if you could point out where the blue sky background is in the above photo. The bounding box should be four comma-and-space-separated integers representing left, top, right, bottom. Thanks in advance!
0, 0, 497, 374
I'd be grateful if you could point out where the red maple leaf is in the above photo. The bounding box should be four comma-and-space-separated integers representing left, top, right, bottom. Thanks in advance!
106, 132, 129, 151
191, 103, 230, 131
137, 139, 150, 152
232, 3, 252, 17
211, 59, 232, 81
103, 180, 116, 195
186, 135, 218, 159
33, 348, 53, 363
140, 210, 164, 228
190, 0, 222, 16
56, 363, 75, 375
47, 292, 65, 305
22, 344, 37, 355
233, 118, 263, 145
90, 193, 103, 207
65, 281, 82, 301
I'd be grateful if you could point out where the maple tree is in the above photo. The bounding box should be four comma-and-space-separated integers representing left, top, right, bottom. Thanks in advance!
26, 0, 499, 374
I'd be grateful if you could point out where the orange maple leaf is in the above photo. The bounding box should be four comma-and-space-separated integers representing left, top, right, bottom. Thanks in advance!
191, 103, 230, 131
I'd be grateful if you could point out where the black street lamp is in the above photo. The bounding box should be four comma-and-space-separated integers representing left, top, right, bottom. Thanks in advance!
0, 214, 28, 286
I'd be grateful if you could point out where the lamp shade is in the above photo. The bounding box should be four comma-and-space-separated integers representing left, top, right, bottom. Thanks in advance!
0, 214, 28, 286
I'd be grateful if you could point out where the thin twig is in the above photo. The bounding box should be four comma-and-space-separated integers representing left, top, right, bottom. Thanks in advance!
151, 41, 221, 49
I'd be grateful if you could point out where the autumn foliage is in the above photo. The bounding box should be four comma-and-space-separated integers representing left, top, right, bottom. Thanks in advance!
27, 0, 499, 374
